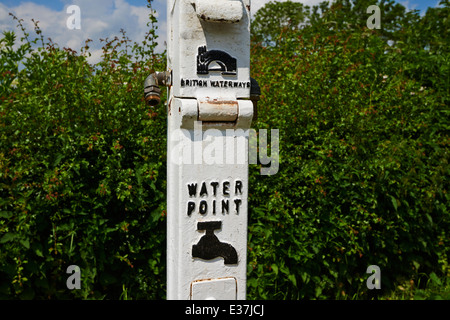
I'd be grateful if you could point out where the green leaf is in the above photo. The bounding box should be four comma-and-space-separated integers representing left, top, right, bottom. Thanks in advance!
315, 286, 323, 298
288, 274, 297, 287
20, 238, 30, 249
271, 264, 279, 275
0, 233, 16, 243
0, 211, 13, 219
429, 272, 442, 286
35, 247, 44, 258
389, 195, 398, 211
53, 153, 64, 167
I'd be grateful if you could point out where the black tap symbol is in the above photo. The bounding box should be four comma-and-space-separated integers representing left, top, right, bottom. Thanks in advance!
192, 221, 238, 265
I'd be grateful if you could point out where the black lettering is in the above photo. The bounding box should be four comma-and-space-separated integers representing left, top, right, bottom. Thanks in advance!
222, 199, 229, 214
228, 81, 232, 87
219, 81, 224, 87
234, 81, 238, 87
187, 201, 195, 216
210, 181, 219, 196
213, 200, 216, 214
199, 200, 207, 214
200, 182, 208, 196
235, 180, 242, 194
234, 199, 242, 214
181, 79, 185, 87
223, 181, 230, 195
246, 81, 251, 88
187, 183, 197, 196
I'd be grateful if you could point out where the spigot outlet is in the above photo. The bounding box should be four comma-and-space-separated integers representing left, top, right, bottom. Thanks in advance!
144, 71, 171, 106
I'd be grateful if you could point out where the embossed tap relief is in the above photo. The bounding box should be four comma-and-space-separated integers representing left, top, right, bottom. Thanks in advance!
186, 179, 243, 265
192, 221, 238, 265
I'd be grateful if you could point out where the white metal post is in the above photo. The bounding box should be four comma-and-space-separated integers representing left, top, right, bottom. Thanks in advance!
146, 0, 258, 300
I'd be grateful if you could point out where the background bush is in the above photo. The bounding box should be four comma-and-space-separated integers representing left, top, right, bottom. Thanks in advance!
247, 0, 449, 299
1, 7, 167, 299
0, 0, 448, 299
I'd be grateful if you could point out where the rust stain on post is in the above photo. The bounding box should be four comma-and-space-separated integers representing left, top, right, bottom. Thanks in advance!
198, 99, 238, 122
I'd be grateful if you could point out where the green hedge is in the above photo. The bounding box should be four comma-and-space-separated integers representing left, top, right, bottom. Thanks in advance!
1, 2, 449, 299
247, 5, 449, 298
1, 13, 167, 299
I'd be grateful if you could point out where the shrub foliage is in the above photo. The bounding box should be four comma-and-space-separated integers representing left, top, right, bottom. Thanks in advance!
0, 0, 448, 299
247, 0, 449, 299
1, 7, 167, 299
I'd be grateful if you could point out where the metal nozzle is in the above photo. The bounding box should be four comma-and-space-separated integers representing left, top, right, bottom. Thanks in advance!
144, 71, 171, 107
